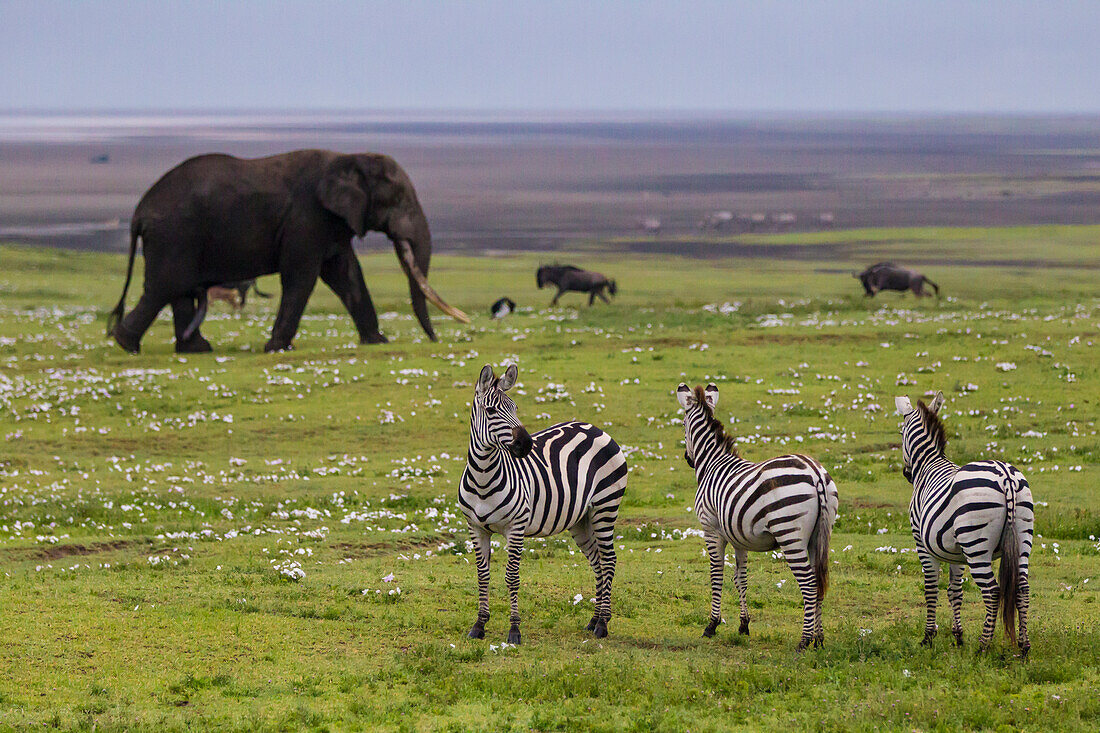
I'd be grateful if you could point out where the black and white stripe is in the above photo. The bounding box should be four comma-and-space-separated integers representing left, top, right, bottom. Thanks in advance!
677, 383, 839, 649
458, 364, 628, 643
896, 391, 1034, 655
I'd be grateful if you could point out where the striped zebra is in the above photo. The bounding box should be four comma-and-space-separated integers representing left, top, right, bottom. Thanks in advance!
896, 392, 1034, 656
676, 384, 839, 649
458, 364, 628, 644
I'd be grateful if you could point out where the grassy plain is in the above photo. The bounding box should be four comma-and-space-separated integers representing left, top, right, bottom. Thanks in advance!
0, 227, 1098, 731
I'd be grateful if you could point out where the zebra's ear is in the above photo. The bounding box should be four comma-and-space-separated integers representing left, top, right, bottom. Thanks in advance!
498, 363, 519, 392
929, 391, 945, 413
895, 396, 914, 415
676, 383, 693, 409
476, 364, 495, 394
703, 384, 719, 409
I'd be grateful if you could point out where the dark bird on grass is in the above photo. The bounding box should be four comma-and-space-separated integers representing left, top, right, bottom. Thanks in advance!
536, 265, 618, 307
855, 262, 940, 298
491, 297, 517, 319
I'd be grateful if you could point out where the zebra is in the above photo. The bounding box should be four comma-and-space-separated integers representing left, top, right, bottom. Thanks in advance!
458, 364, 628, 644
676, 384, 839, 649
896, 391, 1034, 656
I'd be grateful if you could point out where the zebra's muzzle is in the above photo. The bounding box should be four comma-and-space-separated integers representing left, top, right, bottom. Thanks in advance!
902, 465, 913, 483
506, 426, 534, 459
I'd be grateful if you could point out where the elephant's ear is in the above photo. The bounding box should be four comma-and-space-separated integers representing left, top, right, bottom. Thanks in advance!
317, 160, 368, 237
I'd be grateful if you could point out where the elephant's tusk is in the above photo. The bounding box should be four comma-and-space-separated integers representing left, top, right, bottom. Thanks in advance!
395, 240, 471, 324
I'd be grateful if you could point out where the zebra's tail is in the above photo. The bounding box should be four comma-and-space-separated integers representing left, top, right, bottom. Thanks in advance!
999, 465, 1020, 646
809, 464, 833, 601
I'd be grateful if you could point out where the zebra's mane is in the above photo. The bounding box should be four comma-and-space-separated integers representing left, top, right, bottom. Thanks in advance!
693, 385, 740, 457
917, 400, 947, 454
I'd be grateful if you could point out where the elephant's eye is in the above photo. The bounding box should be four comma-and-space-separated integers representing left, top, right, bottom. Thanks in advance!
485, 406, 497, 415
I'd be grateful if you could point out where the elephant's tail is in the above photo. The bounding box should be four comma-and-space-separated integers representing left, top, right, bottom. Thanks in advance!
106, 223, 140, 335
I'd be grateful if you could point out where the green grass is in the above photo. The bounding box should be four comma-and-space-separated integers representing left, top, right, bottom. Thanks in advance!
1, 229, 1098, 731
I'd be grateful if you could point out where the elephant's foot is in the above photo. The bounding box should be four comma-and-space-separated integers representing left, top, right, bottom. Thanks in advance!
112, 324, 141, 354
703, 618, 720, 638
264, 338, 294, 353
175, 333, 212, 354
360, 332, 388, 345
507, 624, 522, 645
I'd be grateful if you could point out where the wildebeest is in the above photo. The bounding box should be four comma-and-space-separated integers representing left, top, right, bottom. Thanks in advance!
490, 297, 516, 319
207, 279, 273, 313
178, 280, 272, 342
536, 265, 618, 306
855, 262, 940, 297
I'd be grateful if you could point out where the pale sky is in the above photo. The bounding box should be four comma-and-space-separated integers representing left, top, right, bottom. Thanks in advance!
2, 0, 1098, 113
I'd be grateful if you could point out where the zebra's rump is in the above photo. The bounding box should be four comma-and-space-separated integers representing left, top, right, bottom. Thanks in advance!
698, 453, 836, 549
522, 421, 628, 537
918, 460, 1033, 563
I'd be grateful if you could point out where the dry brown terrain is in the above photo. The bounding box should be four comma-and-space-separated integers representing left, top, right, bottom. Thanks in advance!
2, 112, 1100, 255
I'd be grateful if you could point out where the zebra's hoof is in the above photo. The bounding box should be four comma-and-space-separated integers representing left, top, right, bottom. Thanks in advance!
593, 619, 608, 638
1020, 643, 1030, 659
920, 633, 936, 647
797, 639, 811, 652
738, 619, 750, 636
702, 620, 719, 638
468, 622, 485, 639
586, 615, 599, 632
952, 629, 964, 647
813, 635, 824, 649
507, 626, 522, 645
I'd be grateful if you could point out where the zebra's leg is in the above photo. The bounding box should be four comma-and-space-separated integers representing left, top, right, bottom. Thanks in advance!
592, 524, 617, 638
964, 551, 1000, 652
569, 521, 602, 632
467, 523, 492, 639
734, 547, 750, 635
917, 547, 940, 646
703, 532, 727, 638
1016, 535, 1032, 657
505, 527, 525, 644
777, 538, 817, 650
948, 563, 965, 646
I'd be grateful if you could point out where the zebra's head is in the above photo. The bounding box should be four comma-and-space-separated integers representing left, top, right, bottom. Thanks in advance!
473, 364, 534, 459
677, 383, 721, 468
895, 391, 945, 482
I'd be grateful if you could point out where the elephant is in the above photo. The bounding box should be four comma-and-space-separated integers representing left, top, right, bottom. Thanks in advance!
536, 265, 618, 306
855, 262, 939, 298
106, 149, 469, 353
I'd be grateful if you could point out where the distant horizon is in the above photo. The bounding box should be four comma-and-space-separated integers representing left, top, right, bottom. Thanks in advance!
4, 108, 1100, 120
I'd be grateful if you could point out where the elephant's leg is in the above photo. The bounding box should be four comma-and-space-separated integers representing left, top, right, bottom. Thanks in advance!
265, 268, 319, 353
171, 296, 212, 353
114, 293, 168, 353
319, 251, 386, 344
